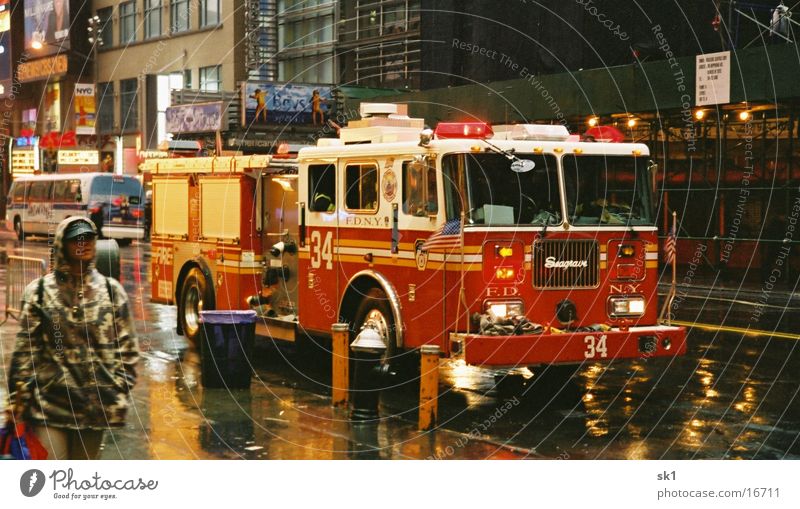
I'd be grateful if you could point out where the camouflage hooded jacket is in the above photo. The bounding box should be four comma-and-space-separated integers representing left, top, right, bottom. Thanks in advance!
7, 217, 140, 430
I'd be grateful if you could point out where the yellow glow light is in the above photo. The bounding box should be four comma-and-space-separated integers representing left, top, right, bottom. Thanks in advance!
588, 117, 599, 127
739, 111, 750, 121
627, 118, 637, 128
694, 109, 705, 120
497, 246, 514, 257
495, 267, 515, 280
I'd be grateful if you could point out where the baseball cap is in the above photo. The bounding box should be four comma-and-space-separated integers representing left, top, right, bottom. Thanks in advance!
63, 220, 97, 241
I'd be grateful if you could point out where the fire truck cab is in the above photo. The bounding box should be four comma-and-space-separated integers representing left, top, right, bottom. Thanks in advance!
147, 103, 686, 374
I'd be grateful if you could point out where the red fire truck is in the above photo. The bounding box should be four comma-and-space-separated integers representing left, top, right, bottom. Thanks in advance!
145, 104, 686, 378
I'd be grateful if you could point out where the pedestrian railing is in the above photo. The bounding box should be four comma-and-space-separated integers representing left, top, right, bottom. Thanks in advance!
2, 255, 46, 324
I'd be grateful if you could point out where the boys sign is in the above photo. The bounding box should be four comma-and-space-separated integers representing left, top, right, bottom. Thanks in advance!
241, 82, 332, 126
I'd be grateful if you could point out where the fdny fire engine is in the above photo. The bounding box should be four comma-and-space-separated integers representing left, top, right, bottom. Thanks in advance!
144, 103, 686, 379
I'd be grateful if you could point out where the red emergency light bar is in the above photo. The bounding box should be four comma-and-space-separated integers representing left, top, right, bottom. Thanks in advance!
434, 122, 494, 139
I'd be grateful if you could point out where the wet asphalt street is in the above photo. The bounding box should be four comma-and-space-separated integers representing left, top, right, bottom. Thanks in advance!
1, 239, 798, 460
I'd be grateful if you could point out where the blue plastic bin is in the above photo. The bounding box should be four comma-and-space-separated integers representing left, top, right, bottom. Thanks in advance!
199, 310, 257, 388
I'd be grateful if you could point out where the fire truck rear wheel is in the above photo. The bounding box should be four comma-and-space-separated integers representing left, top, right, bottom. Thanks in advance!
180, 267, 212, 345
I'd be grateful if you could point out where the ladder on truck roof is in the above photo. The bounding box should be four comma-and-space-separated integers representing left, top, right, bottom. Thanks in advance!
141, 155, 297, 175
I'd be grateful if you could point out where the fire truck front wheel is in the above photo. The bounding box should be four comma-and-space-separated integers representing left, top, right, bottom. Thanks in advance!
180, 267, 213, 344
351, 288, 397, 365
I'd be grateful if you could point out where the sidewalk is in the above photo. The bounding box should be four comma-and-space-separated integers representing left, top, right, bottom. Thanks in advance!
657, 271, 799, 307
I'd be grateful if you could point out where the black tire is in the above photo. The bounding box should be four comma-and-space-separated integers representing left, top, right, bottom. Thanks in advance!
179, 267, 213, 345
13, 217, 24, 241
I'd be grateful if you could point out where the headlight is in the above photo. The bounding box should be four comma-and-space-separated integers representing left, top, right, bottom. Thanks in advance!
485, 300, 524, 319
608, 296, 645, 317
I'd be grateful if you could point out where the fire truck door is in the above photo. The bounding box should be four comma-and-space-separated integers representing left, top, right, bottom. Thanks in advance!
301, 162, 339, 332
262, 174, 299, 317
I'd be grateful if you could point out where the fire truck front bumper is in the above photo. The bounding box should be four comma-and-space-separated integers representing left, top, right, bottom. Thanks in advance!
450, 325, 687, 367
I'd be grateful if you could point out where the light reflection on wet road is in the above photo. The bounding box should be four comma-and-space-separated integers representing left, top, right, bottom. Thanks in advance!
1, 240, 798, 459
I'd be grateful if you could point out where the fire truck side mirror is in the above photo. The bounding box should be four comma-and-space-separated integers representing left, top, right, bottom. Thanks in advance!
648, 160, 658, 194
418, 129, 434, 147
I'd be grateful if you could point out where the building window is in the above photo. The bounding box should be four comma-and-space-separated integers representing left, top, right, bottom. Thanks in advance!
120, 78, 138, 132
97, 7, 114, 47
171, 0, 190, 33
200, 0, 220, 27
119, 2, 136, 44
184, 69, 192, 89
279, 15, 334, 50
97, 82, 114, 133
199, 65, 221, 91
345, 164, 378, 212
278, 55, 333, 83
145, 0, 162, 39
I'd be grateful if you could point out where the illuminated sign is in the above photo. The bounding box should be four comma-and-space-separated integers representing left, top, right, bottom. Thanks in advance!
58, 149, 99, 166
24, 0, 70, 56
166, 101, 224, 133
74, 83, 96, 135
12, 149, 38, 175
17, 54, 68, 82
0, 0, 11, 98
241, 82, 333, 126
15, 136, 39, 147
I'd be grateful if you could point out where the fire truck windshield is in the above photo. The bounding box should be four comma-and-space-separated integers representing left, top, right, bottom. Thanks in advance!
442, 153, 561, 226
563, 154, 655, 226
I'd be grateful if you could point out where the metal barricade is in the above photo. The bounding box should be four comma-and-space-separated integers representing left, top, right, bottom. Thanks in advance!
2, 255, 46, 324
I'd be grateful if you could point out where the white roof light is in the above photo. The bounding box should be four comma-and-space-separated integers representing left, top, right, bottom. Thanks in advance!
360, 103, 399, 117
510, 124, 570, 141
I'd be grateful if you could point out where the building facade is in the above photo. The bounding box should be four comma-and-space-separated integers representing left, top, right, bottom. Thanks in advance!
92, 0, 247, 156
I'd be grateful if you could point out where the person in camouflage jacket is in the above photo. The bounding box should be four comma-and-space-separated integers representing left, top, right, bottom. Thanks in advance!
6, 216, 139, 459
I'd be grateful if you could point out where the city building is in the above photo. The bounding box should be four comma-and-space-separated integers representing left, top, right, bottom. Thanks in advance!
276, 0, 336, 83
92, 0, 248, 163
337, 0, 421, 90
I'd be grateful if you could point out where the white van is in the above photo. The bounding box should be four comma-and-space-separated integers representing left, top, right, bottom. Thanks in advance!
5, 173, 145, 245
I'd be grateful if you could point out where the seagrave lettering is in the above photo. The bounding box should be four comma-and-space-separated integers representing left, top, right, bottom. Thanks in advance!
544, 256, 588, 269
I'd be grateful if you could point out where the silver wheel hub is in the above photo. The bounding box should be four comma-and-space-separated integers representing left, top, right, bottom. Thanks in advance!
184, 286, 203, 336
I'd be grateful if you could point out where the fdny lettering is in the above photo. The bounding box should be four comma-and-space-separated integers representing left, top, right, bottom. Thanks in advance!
486, 286, 520, 297
544, 256, 588, 269
344, 216, 387, 227
610, 283, 642, 294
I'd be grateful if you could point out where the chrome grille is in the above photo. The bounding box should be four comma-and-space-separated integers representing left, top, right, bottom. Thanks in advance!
532, 239, 599, 289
